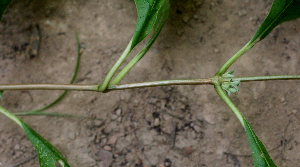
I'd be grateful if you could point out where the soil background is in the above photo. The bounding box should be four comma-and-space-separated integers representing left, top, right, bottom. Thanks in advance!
1, 0, 300, 166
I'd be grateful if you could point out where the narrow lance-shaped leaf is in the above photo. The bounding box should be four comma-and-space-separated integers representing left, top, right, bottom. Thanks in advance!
21, 123, 70, 167
110, 0, 170, 85
0, 0, 11, 20
214, 85, 276, 167
250, 0, 300, 44
0, 106, 70, 167
131, 0, 168, 49
244, 118, 277, 167
215, 0, 300, 76
98, 0, 170, 91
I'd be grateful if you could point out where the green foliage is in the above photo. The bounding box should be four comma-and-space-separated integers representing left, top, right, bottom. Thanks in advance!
22, 123, 70, 167
0, 90, 3, 100
221, 70, 240, 96
110, 0, 170, 84
131, 0, 170, 49
1, 0, 300, 166
250, 0, 300, 44
0, 0, 11, 20
0, 106, 70, 167
244, 119, 277, 167
98, 0, 170, 91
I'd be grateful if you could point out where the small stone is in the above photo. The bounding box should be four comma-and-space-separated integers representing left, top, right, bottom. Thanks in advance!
111, 114, 118, 120
101, 138, 107, 146
96, 150, 113, 167
171, 105, 176, 111
280, 97, 286, 102
182, 146, 194, 156
107, 133, 124, 145
14, 144, 20, 150
94, 120, 103, 126
292, 110, 298, 114
115, 108, 122, 116
154, 118, 160, 127
193, 125, 201, 133
238, 9, 247, 16
214, 48, 220, 53
104, 145, 112, 151
180, 103, 186, 110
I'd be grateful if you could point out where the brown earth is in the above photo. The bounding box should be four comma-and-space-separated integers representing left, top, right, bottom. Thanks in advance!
1, 0, 300, 166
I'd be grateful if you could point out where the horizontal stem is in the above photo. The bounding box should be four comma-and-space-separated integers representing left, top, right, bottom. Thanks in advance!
0, 79, 213, 91
220, 75, 300, 82
0, 75, 300, 92
0, 84, 99, 91
107, 78, 213, 90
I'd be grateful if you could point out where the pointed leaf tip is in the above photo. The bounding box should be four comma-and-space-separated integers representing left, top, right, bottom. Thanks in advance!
244, 119, 277, 167
250, 0, 300, 44
132, 0, 170, 49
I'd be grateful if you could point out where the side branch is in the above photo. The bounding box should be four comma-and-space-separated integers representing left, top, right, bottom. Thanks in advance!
220, 75, 300, 83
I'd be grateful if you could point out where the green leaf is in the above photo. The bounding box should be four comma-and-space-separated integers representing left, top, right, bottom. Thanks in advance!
0, 0, 11, 20
21, 123, 70, 167
0, 106, 70, 167
250, 0, 300, 44
215, 85, 276, 166
131, 0, 169, 49
0, 90, 3, 100
244, 119, 277, 167
110, 0, 170, 84
98, 0, 170, 91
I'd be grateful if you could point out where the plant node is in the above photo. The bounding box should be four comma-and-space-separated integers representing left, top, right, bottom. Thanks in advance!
221, 70, 240, 96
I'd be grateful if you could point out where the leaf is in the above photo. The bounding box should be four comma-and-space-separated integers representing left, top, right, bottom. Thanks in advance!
0, 0, 11, 20
99, 0, 170, 90
244, 119, 277, 167
0, 90, 3, 100
110, 0, 170, 84
0, 106, 70, 167
21, 122, 70, 167
131, 0, 169, 49
250, 0, 300, 44
215, 85, 276, 167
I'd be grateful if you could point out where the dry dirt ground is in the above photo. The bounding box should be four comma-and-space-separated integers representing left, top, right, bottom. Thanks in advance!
1, 0, 300, 166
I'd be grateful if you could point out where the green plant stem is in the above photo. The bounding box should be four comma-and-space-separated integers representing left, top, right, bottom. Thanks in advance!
0, 84, 98, 91
0, 78, 213, 91
23, 31, 82, 114
220, 75, 300, 82
111, 45, 149, 85
215, 42, 254, 76
108, 78, 213, 90
98, 39, 133, 92
0, 105, 22, 127
1, 74, 300, 92
214, 84, 245, 127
